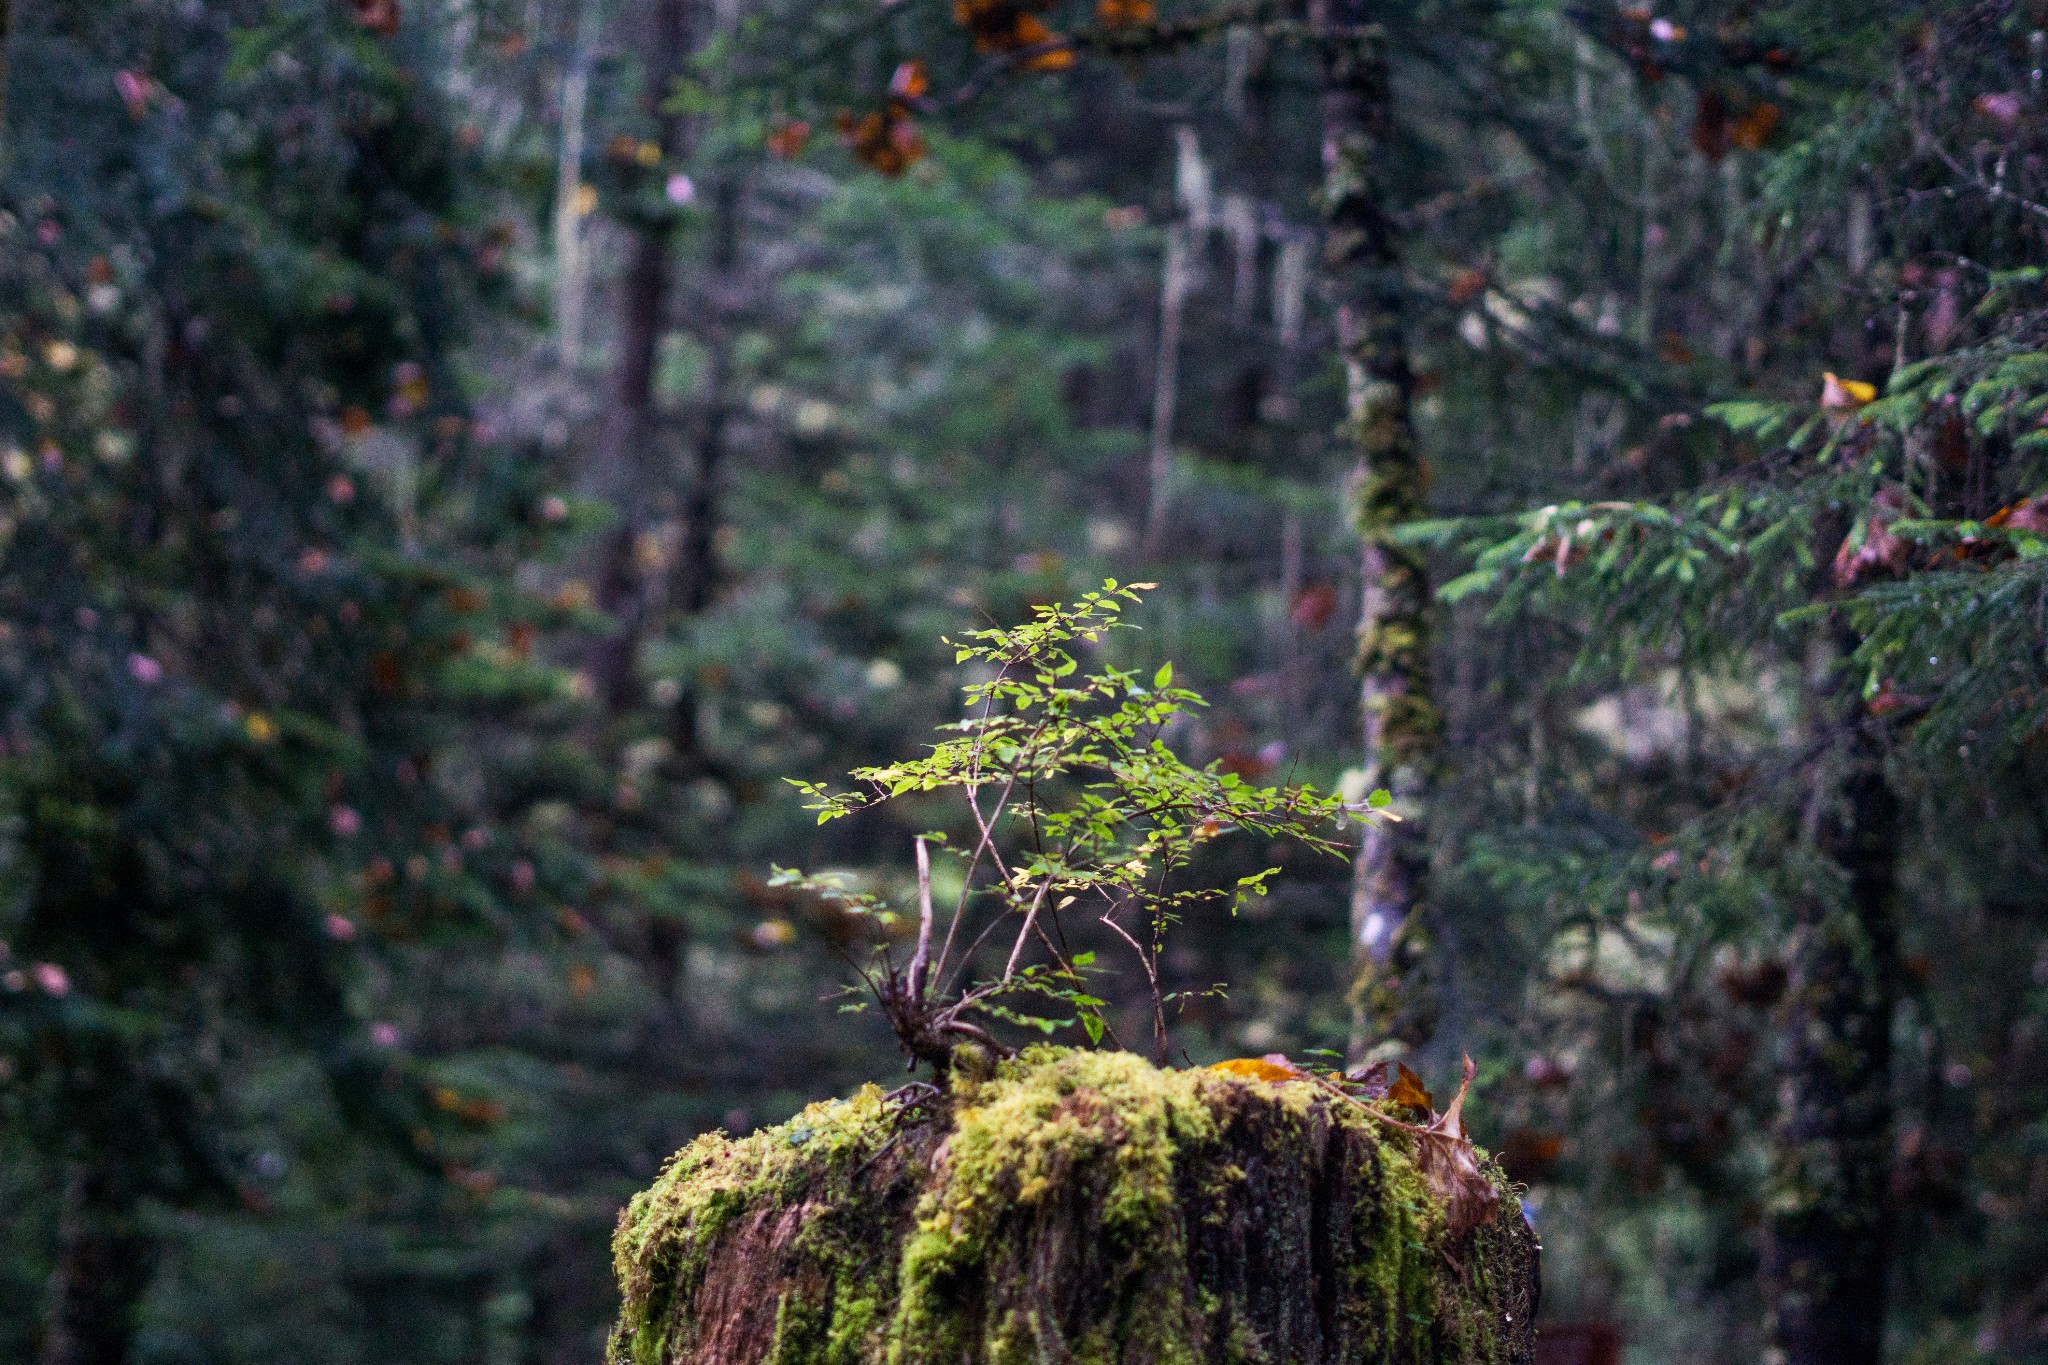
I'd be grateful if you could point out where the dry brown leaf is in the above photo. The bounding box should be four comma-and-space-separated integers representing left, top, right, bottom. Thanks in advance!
1387, 1061, 1434, 1117
1416, 1054, 1500, 1242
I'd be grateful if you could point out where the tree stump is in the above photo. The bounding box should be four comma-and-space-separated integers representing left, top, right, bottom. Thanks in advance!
612, 1048, 1539, 1365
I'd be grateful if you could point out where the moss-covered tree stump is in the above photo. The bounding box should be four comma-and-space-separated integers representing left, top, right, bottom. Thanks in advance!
612, 1049, 1537, 1365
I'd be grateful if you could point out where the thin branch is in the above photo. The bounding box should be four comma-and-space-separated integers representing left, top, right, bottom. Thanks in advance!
1001, 876, 1054, 983
908, 835, 935, 1002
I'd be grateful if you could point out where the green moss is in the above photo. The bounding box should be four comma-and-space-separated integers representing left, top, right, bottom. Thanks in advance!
894, 1049, 1220, 1365
610, 1083, 900, 1365
610, 1049, 1533, 1365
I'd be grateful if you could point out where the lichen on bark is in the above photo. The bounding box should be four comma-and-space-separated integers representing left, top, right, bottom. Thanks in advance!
611, 1048, 1537, 1365
1318, 15, 1442, 1056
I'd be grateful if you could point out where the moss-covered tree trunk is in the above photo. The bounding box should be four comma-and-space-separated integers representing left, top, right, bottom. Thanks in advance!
1317, 8, 1441, 1056
612, 1050, 1536, 1365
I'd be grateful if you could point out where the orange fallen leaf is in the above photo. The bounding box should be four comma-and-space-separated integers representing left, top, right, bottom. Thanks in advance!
1209, 1054, 1308, 1084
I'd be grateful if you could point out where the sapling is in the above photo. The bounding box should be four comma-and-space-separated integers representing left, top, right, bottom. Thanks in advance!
773, 581, 1384, 1072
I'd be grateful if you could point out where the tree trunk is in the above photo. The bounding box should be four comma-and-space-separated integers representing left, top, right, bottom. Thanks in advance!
612, 1049, 1538, 1365
1143, 221, 1191, 558
671, 174, 739, 621
585, 0, 695, 716
1317, 4, 1441, 1056
664, 171, 741, 769
1762, 708, 1897, 1365
37, 1156, 154, 1365
552, 1, 595, 371
0, 0, 14, 168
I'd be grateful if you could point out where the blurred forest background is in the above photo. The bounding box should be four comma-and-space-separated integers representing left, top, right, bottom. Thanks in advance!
3, 0, 2047, 1363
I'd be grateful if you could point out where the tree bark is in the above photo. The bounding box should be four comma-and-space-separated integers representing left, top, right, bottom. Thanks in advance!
0, 0, 14, 169
663, 172, 740, 769
552, 1, 595, 371
1143, 221, 1190, 557
1317, 3, 1441, 1057
584, 0, 695, 716
1762, 706, 1897, 1365
37, 1156, 154, 1365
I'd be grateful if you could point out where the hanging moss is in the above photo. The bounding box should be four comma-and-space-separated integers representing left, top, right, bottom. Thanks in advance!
611, 1048, 1537, 1365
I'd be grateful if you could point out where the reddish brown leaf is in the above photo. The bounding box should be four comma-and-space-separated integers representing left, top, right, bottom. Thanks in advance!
1866, 682, 1926, 718
353, 0, 400, 37
1289, 581, 1337, 629
766, 120, 812, 160
1446, 267, 1488, 305
1657, 334, 1696, 365
1832, 485, 1910, 587
1730, 101, 1780, 151
834, 106, 927, 178
952, 0, 1073, 69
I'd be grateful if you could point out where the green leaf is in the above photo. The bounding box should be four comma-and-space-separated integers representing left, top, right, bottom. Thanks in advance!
1154, 661, 1172, 688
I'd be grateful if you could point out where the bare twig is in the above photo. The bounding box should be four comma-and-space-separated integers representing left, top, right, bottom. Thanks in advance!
908, 835, 935, 1003
1097, 904, 1169, 1057
1002, 876, 1055, 983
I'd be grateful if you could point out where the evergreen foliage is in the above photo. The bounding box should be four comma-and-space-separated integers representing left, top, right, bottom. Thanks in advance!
3, 0, 2047, 1363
